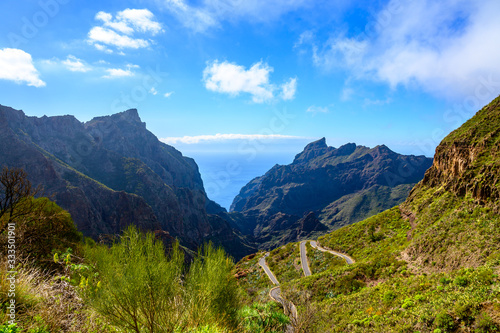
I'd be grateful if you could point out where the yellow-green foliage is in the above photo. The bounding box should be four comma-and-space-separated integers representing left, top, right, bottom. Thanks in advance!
83, 226, 241, 333
267, 242, 303, 283
318, 207, 410, 262
233, 252, 272, 304
305, 241, 345, 274
314, 266, 500, 332
0, 258, 115, 333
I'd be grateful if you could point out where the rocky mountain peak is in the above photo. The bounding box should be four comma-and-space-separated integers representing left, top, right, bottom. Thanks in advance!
87, 108, 145, 129
117, 108, 142, 123
293, 137, 332, 164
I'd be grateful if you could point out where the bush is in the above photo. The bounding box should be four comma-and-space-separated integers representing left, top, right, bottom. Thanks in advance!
475, 313, 499, 333
435, 312, 456, 332
454, 276, 469, 287
85, 227, 241, 332
238, 302, 289, 333
383, 290, 396, 303
184, 243, 241, 329
85, 226, 185, 332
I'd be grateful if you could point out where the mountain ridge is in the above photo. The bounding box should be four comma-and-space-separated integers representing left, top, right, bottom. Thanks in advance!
0, 104, 252, 258
228, 138, 433, 249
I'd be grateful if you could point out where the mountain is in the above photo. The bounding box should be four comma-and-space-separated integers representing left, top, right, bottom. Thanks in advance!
237, 95, 500, 332
228, 138, 432, 248
0, 104, 253, 259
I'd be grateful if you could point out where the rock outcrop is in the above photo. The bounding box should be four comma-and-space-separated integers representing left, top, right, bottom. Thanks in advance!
407, 95, 500, 207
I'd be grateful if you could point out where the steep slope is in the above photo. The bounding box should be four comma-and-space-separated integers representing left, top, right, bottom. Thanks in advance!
244, 96, 500, 332
0, 105, 252, 258
229, 139, 432, 248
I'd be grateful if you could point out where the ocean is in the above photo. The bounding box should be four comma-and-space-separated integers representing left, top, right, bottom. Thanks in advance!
188, 151, 296, 210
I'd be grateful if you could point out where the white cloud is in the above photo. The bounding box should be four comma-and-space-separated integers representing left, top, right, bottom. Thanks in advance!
94, 43, 113, 53
117, 9, 163, 35
89, 26, 150, 49
160, 0, 315, 32
203, 60, 297, 103
306, 105, 329, 115
0, 48, 45, 87
103, 68, 134, 78
88, 9, 162, 52
149, 87, 158, 95
203, 60, 275, 103
164, 91, 174, 98
281, 77, 297, 100
62, 55, 91, 72
311, 0, 500, 99
161, 133, 305, 144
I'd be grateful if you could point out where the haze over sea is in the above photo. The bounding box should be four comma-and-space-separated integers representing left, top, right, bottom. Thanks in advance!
189, 152, 296, 210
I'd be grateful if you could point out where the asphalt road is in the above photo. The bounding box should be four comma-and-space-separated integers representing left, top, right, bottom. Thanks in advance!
258, 253, 279, 285
258, 253, 297, 332
299, 241, 312, 277
310, 240, 355, 265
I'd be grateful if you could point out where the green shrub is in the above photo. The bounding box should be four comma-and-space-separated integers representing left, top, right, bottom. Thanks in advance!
475, 313, 499, 333
85, 227, 241, 332
0, 324, 19, 333
454, 276, 469, 287
238, 302, 289, 333
383, 290, 396, 303
435, 312, 456, 332
184, 243, 241, 329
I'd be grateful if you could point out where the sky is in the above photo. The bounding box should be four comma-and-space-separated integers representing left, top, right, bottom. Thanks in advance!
1, 0, 500, 161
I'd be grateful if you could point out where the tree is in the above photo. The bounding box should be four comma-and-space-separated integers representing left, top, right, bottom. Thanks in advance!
0, 166, 41, 232
0, 167, 81, 267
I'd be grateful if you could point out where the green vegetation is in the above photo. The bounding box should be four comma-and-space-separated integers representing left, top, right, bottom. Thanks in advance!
84, 226, 240, 332
0, 167, 288, 332
305, 242, 345, 274
267, 242, 303, 283
234, 252, 272, 304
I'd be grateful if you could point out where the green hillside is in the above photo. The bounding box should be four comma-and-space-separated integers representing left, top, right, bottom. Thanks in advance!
235, 96, 500, 332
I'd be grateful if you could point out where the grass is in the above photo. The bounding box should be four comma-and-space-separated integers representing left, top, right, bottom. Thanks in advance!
233, 252, 273, 304
267, 242, 303, 283
0, 258, 114, 333
305, 241, 345, 275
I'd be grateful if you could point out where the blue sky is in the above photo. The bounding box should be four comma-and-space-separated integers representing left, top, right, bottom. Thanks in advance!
1, 0, 500, 159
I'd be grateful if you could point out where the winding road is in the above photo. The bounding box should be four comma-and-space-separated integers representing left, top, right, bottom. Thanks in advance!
258, 253, 297, 332
299, 241, 312, 276
309, 240, 355, 265
258, 240, 355, 331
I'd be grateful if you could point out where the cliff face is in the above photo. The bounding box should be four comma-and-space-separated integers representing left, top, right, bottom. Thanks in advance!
407, 95, 500, 206
398, 95, 500, 273
0, 105, 250, 258
229, 138, 432, 249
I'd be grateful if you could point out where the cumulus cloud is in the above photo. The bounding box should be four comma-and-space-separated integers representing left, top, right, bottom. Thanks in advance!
306, 105, 329, 115
281, 77, 297, 100
149, 87, 158, 95
203, 60, 296, 103
311, 0, 500, 99
164, 91, 174, 98
102, 68, 135, 78
62, 55, 90, 72
88, 9, 163, 52
0, 48, 45, 87
161, 133, 305, 144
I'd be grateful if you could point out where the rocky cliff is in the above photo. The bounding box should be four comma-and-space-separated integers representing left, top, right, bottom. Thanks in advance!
229, 138, 432, 249
409, 96, 500, 205
399, 94, 500, 272
0, 104, 252, 258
